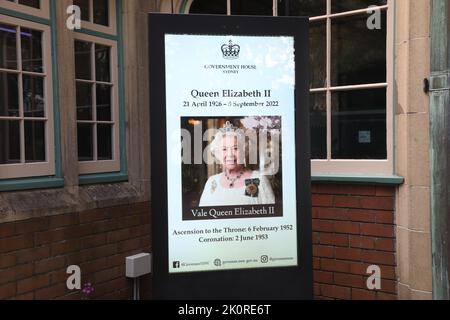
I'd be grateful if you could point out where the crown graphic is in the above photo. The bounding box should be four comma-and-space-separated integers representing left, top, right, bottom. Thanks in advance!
221, 40, 240, 60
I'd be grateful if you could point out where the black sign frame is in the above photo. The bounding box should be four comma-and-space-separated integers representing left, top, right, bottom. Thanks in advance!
149, 13, 312, 300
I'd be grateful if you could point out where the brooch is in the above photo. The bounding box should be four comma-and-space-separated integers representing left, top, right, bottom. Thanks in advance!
245, 179, 260, 198
211, 180, 217, 194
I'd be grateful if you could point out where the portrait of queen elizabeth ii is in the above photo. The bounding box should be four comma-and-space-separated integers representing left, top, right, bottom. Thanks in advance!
198, 121, 276, 207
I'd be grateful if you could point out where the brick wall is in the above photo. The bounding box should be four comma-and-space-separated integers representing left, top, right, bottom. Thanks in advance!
1, 185, 397, 300
312, 184, 397, 300
0, 202, 151, 300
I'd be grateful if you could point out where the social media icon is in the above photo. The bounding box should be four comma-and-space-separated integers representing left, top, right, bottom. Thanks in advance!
173, 261, 180, 268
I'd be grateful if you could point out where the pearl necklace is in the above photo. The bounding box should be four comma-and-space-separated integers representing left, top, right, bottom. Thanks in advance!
224, 170, 244, 188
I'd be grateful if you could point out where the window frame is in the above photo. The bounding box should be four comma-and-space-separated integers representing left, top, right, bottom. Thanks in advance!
181, 0, 395, 176
74, 0, 117, 36
0, 0, 50, 19
308, 1, 394, 176
0, 13, 55, 179
74, 32, 120, 175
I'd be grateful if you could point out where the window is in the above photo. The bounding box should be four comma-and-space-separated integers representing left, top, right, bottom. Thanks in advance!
73, 0, 116, 35
0, 0, 49, 18
0, 14, 54, 179
74, 33, 119, 175
186, 0, 393, 175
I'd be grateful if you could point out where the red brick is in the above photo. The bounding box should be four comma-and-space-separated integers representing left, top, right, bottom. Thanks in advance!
349, 262, 368, 276
318, 233, 349, 247
49, 213, 79, 228
14, 292, 34, 300
316, 207, 348, 221
80, 258, 109, 275
360, 223, 394, 238
140, 236, 151, 248
313, 257, 320, 270
314, 283, 321, 296
92, 277, 128, 298
49, 269, 69, 285
15, 218, 48, 234
94, 266, 122, 284
0, 264, 33, 285
79, 208, 109, 223
34, 256, 66, 274
334, 273, 365, 289
320, 259, 350, 273
313, 245, 334, 258
361, 250, 396, 266
313, 185, 376, 196
380, 266, 396, 280
66, 244, 117, 265
334, 196, 361, 209
346, 209, 377, 223
320, 284, 351, 300
312, 220, 334, 232
106, 254, 126, 268
81, 233, 107, 248
0, 254, 16, 269
375, 211, 395, 224
349, 236, 376, 250
0, 234, 33, 253
351, 288, 377, 300
335, 247, 362, 262
376, 292, 397, 300
117, 238, 142, 253
375, 238, 395, 252
35, 283, 68, 300
333, 221, 360, 235
360, 197, 394, 211
380, 279, 397, 294
17, 275, 50, 294
51, 239, 81, 255
312, 194, 334, 207
107, 229, 132, 243
314, 271, 333, 284
313, 232, 320, 244
375, 186, 395, 197
16, 246, 50, 264
35, 224, 96, 245
0, 282, 16, 299
312, 207, 319, 219
0, 223, 15, 238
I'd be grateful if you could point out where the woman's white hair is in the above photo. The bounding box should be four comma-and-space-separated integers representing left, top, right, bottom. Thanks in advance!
209, 122, 250, 165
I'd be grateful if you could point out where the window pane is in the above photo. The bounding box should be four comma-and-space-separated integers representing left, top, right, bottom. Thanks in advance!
18, 0, 40, 8
331, 0, 387, 13
231, 0, 272, 15
331, 88, 386, 159
75, 40, 92, 80
0, 72, 19, 117
76, 82, 92, 120
25, 120, 45, 162
97, 124, 112, 160
278, 0, 326, 17
93, 0, 109, 26
0, 24, 17, 70
21, 28, 43, 73
310, 92, 327, 159
77, 123, 93, 161
331, 12, 386, 86
310, 21, 326, 88
0, 120, 20, 164
189, 0, 227, 14
95, 44, 110, 82
73, 0, 90, 21
96, 84, 111, 121
23, 75, 45, 118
